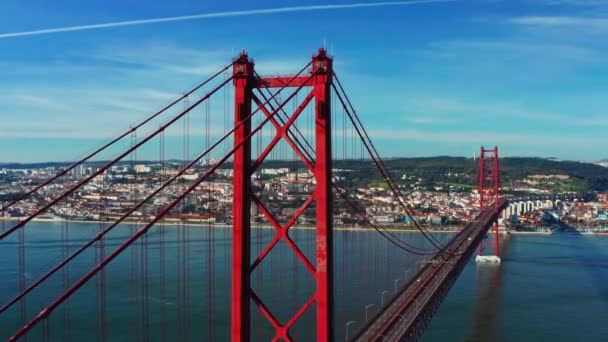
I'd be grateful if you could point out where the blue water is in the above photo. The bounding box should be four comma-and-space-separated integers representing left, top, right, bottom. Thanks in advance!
1, 222, 607, 341
424, 233, 608, 342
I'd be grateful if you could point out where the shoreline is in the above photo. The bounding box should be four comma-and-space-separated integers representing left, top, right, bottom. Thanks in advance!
507, 230, 552, 235
0, 217, 462, 233
2, 218, 606, 236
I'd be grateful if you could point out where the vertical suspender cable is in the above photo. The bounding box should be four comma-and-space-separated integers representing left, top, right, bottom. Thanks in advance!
9, 65, 309, 342
101, 170, 108, 342
19, 205, 26, 341
206, 95, 216, 341
332, 80, 449, 254
185, 96, 191, 340
130, 129, 141, 342
62, 217, 70, 341
0, 64, 233, 217
159, 128, 167, 342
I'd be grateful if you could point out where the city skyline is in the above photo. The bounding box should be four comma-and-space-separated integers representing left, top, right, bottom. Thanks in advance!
2, 0, 608, 162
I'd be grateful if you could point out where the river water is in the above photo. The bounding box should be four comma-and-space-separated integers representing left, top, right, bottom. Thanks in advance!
424, 233, 608, 342
0, 221, 607, 341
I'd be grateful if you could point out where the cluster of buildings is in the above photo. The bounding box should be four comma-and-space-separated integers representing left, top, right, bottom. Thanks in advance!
511, 193, 608, 232
0, 164, 481, 228
1, 164, 606, 232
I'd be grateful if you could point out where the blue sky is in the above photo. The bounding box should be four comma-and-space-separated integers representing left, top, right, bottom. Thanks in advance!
1, 0, 607, 162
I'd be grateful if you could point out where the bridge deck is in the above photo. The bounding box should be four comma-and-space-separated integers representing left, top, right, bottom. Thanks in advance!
351, 199, 508, 341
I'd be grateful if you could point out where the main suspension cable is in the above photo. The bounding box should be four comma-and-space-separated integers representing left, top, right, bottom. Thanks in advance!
331, 75, 449, 254
332, 181, 437, 255
252, 82, 435, 254
7, 63, 316, 339
0, 63, 233, 214
0, 74, 234, 241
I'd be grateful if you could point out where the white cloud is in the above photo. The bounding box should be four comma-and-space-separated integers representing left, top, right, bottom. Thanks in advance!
368, 128, 607, 146
508, 16, 608, 31
9, 94, 68, 110
398, 95, 608, 130
85, 41, 311, 76
507, 16, 608, 28
138, 89, 182, 101
405, 96, 558, 121
86, 42, 231, 76
0, 1, 458, 39
419, 38, 597, 64
406, 116, 440, 124
254, 59, 309, 75
0, 39, 321, 146
535, 0, 608, 5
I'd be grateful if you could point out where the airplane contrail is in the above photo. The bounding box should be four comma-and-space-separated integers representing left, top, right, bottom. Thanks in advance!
0, 0, 456, 39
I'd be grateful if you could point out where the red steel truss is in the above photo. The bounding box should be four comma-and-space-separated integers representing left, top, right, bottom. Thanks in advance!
231, 49, 334, 341
478, 146, 501, 256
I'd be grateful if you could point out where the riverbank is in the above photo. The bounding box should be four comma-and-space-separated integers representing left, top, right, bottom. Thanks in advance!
3, 217, 606, 236
0, 216, 463, 233
506, 229, 608, 236
507, 230, 552, 235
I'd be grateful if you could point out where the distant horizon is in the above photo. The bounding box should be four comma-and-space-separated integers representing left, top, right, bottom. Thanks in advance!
1, 154, 604, 166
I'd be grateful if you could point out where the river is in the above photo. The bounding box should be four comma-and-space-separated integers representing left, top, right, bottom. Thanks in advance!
0, 221, 607, 341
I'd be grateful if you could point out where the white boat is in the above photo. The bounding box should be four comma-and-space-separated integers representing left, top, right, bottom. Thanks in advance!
476, 255, 501, 263
35, 214, 63, 221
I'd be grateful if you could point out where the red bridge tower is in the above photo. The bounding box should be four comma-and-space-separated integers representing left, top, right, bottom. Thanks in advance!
477, 146, 501, 263
231, 49, 334, 341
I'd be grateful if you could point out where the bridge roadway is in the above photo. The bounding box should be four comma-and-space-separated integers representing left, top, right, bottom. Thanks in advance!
351, 198, 509, 342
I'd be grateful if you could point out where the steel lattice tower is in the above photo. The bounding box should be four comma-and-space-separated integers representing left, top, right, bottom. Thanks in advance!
231, 49, 334, 341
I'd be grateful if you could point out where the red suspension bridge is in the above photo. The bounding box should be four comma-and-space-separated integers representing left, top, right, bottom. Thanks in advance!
0, 48, 506, 341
